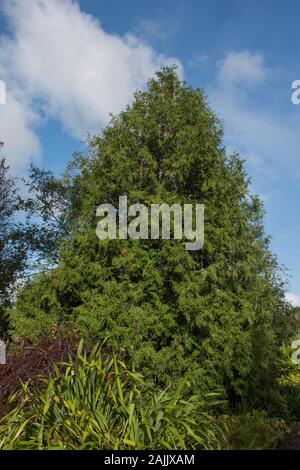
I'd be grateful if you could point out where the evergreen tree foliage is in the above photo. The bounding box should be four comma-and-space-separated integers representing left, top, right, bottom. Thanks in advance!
10, 68, 293, 408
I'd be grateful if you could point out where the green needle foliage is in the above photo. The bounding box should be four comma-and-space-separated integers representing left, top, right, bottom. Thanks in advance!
0, 341, 225, 450
9, 67, 293, 411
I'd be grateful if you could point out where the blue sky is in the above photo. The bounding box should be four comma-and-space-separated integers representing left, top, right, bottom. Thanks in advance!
0, 0, 300, 303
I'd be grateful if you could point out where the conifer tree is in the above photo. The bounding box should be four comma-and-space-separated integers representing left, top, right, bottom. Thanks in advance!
11, 68, 292, 408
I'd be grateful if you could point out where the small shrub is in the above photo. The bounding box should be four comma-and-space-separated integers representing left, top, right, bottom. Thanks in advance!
278, 343, 300, 419
221, 411, 290, 450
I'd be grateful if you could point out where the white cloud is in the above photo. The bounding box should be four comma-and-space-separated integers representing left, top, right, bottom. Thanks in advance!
210, 51, 300, 180
0, 0, 182, 172
217, 51, 269, 85
133, 16, 181, 43
0, 91, 41, 172
286, 292, 300, 307
187, 54, 208, 69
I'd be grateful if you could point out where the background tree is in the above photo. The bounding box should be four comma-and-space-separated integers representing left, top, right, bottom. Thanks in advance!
19, 165, 76, 270
0, 147, 28, 336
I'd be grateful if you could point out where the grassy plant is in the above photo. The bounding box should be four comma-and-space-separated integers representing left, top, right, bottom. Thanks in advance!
0, 340, 226, 450
221, 412, 290, 450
